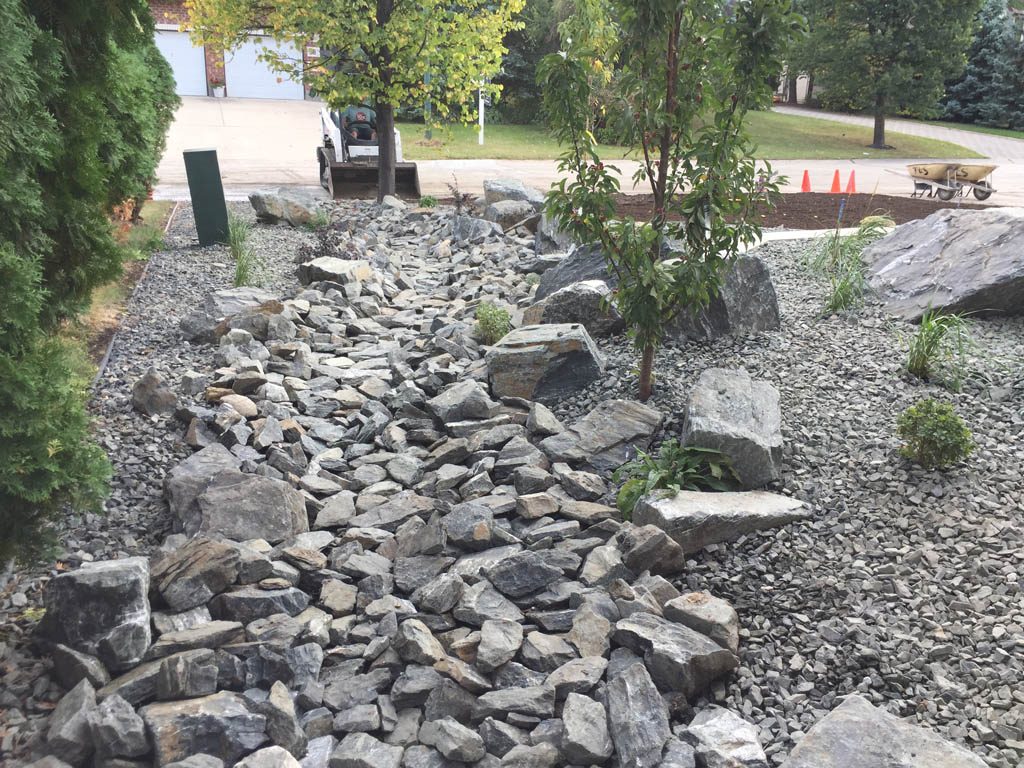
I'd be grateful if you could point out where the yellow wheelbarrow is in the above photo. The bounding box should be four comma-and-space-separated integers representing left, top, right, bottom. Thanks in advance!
905, 163, 997, 201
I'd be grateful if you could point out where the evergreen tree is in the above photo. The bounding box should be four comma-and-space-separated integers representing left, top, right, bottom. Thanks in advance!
0, 0, 178, 564
943, 0, 1018, 126
1001, 25, 1024, 128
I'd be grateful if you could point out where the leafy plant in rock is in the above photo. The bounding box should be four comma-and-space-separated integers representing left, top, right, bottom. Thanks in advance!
897, 399, 973, 470
305, 210, 330, 231
613, 439, 739, 517
539, 0, 802, 401
228, 213, 264, 288
475, 301, 512, 344
905, 309, 973, 391
447, 178, 474, 216
420, 195, 439, 208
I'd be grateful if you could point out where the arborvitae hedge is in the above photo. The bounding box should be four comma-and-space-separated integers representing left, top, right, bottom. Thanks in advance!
0, 0, 178, 564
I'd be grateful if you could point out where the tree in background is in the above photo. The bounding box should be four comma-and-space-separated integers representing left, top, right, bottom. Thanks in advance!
785, 0, 830, 105
189, 0, 523, 199
0, 0, 177, 564
814, 0, 981, 148
540, 0, 801, 401
493, 0, 561, 122
1004, 28, 1024, 128
943, 0, 1021, 126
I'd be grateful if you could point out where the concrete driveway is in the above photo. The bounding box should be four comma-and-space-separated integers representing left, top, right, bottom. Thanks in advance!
155, 96, 1024, 206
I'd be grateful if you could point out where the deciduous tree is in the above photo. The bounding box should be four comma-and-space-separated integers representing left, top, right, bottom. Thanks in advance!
539, 0, 800, 402
188, 0, 524, 199
814, 0, 981, 148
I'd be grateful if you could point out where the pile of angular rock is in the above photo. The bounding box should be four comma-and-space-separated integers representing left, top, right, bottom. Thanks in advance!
26, 192, 988, 768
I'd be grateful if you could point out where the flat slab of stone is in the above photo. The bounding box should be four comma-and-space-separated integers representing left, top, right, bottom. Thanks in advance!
298, 258, 375, 286
180, 287, 279, 343
780, 694, 987, 768
539, 399, 662, 472
486, 324, 604, 404
682, 367, 782, 489
140, 691, 267, 766
633, 490, 809, 554
863, 207, 1024, 320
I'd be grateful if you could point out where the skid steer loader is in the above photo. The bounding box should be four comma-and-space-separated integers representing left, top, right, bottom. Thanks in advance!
317, 106, 421, 200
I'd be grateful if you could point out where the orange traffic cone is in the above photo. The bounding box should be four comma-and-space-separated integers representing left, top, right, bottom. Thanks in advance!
801, 170, 812, 193
829, 170, 841, 194
845, 170, 857, 194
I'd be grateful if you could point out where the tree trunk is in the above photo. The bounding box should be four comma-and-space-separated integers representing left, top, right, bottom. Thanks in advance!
637, 343, 656, 402
787, 75, 798, 105
871, 96, 887, 149
376, 102, 396, 201
805, 72, 815, 105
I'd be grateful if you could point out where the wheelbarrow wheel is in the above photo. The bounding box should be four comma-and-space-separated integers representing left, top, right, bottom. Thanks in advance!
973, 183, 993, 201
936, 187, 957, 201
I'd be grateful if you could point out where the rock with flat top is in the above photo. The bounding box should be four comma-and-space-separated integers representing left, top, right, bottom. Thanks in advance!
540, 399, 662, 472
140, 691, 268, 766
634, 489, 810, 554
779, 694, 987, 768
523, 280, 624, 337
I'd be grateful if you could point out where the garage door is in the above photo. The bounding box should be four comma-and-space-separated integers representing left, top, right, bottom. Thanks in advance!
154, 30, 207, 97
225, 36, 304, 100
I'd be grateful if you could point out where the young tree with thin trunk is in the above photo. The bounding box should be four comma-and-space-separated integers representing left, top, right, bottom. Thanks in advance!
814, 0, 981, 148
539, 0, 801, 402
187, 0, 523, 200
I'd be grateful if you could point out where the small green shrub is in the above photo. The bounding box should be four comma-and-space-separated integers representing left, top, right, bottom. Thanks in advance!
524, 273, 541, 287
419, 195, 438, 208
228, 213, 264, 287
305, 209, 330, 230
897, 399, 973, 470
613, 439, 739, 517
906, 309, 971, 391
475, 301, 512, 344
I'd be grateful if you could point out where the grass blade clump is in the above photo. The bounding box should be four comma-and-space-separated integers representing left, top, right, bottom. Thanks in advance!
809, 214, 892, 314
228, 213, 265, 287
905, 309, 972, 391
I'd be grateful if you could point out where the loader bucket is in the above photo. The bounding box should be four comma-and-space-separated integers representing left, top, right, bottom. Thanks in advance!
326, 160, 421, 201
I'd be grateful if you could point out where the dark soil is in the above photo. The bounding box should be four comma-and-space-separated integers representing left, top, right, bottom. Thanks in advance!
613, 192, 995, 229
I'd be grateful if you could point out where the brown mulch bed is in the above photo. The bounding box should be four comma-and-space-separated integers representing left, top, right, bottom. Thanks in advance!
612, 192, 995, 230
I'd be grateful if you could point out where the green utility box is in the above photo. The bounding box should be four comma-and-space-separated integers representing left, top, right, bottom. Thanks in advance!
183, 148, 229, 246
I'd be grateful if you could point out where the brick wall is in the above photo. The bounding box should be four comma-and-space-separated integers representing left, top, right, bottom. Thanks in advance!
150, 0, 187, 26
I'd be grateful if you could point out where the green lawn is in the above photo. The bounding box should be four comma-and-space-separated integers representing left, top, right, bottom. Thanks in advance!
922, 120, 1024, 142
398, 111, 980, 161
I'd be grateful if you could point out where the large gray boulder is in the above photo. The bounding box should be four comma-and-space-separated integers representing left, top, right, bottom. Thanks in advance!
535, 213, 574, 255
249, 187, 324, 227
606, 662, 670, 768
180, 287, 280, 344
634, 490, 810, 554
523, 279, 625, 337
684, 707, 767, 768
863, 207, 1024, 321
535, 246, 780, 340
45, 679, 98, 766
484, 199, 538, 231
486, 324, 605, 404
186, 470, 309, 544
613, 612, 738, 698
539, 399, 663, 472
164, 444, 241, 531
150, 537, 242, 612
140, 692, 268, 766
38, 558, 151, 672
779, 694, 987, 768
483, 178, 545, 210
682, 367, 783, 488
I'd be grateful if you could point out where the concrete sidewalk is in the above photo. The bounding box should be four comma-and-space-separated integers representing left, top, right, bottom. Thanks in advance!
154, 97, 1024, 206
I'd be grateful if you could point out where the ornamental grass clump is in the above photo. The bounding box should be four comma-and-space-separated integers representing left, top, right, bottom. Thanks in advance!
812, 215, 892, 314
897, 399, 973, 470
228, 213, 265, 288
905, 309, 972, 391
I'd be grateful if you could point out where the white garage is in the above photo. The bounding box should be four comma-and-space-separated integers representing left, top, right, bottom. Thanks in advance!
154, 29, 207, 97
224, 36, 305, 100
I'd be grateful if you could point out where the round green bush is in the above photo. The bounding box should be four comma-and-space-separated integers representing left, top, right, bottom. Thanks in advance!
897, 398, 973, 470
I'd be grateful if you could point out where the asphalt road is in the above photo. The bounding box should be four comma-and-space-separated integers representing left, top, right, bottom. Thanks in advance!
154, 97, 1024, 206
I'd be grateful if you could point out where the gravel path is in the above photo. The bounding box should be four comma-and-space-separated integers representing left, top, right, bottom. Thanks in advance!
557, 240, 1024, 767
